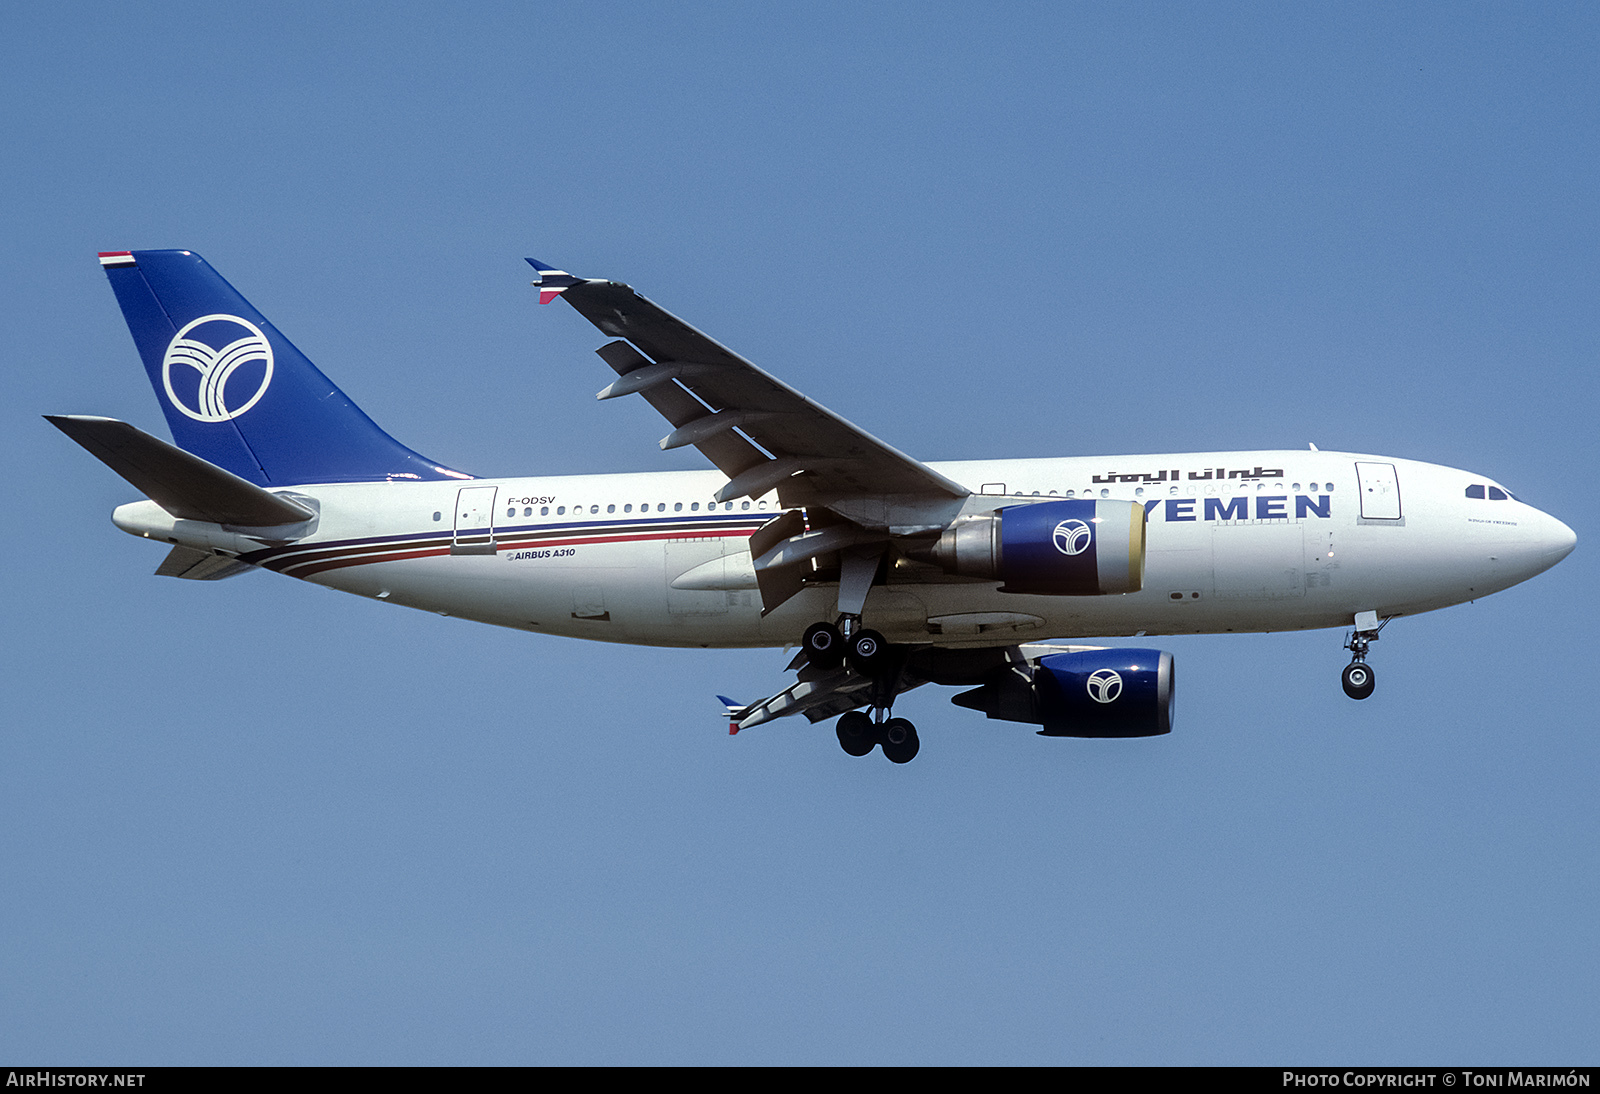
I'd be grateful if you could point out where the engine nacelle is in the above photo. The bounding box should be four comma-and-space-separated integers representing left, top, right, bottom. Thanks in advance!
952, 648, 1175, 737
928, 498, 1146, 595
1033, 648, 1173, 737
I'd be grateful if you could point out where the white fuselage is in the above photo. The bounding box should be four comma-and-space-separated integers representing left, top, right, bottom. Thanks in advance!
112, 449, 1576, 648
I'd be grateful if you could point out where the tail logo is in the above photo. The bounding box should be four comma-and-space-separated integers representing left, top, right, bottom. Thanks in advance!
161, 314, 275, 422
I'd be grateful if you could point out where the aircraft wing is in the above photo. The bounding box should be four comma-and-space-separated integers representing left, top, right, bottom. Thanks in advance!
725, 641, 1107, 732
528, 261, 970, 507
727, 663, 928, 731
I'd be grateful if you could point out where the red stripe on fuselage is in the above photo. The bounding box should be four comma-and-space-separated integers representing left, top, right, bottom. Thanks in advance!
272, 526, 759, 578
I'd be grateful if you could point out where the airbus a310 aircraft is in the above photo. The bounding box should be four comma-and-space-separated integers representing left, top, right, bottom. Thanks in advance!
51, 250, 1576, 763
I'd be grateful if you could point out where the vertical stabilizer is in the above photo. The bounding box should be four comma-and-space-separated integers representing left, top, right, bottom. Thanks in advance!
99, 250, 469, 485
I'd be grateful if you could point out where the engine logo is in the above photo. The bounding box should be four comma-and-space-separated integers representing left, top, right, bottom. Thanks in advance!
1052, 519, 1093, 556
1086, 668, 1123, 703
162, 314, 275, 422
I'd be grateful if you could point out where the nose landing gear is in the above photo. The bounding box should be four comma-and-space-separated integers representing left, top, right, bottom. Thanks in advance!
1341, 659, 1376, 700
1341, 613, 1389, 700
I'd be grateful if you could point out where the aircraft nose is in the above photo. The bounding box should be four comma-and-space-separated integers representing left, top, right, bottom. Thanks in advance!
1513, 506, 1577, 577
1541, 513, 1577, 567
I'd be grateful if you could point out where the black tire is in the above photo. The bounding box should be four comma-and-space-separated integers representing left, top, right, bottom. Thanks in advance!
1342, 661, 1376, 700
836, 710, 876, 756
846, 629, 890, 677
802, 621, 844, 668
881, 719, 920, 764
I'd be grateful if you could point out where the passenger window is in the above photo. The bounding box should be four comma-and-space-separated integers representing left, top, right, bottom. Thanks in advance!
1465, 485, 1486, 499
623, 504, 632, 513
657, 503, 666, 512
691, 502, 699, 511
607, 504, 615, 514
506, 507, 514, 518
556, 506, 565, 515
432, 511, 441, 522
1487, 487, 1507, 501
540, 507, 549, 516
674, 502, 683, 512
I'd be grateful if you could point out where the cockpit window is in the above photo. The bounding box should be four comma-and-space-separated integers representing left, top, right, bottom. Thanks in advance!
1487, 486, 1508, 501
1466, 484, 1486, 499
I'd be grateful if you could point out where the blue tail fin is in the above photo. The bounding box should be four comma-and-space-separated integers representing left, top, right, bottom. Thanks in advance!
99, 250, 469, 486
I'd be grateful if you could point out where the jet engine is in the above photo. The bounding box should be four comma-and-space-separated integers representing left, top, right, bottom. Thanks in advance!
926, 498, 1146, 595
952, 648, 1174, 737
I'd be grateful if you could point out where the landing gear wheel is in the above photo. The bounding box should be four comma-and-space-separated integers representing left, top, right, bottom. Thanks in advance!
1342, 661, 1376, 700
836, 711, 876, 756
846, 629, 890, 677
802, 621, 844, 669
881, 718, 919, 764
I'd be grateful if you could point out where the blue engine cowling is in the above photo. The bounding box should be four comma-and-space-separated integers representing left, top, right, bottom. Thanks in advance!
952, 647, 1175, 737
928, 498, 1146, 595
1034, 648, 1174, 737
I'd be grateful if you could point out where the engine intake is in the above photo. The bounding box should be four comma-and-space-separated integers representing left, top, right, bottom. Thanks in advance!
928, 498, 1146, 595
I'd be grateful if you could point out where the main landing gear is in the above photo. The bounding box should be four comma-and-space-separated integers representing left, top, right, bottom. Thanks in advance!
1340, 613, 1390, 700
805, 618, 920, 763
802, 619, 893, 676
835, 710, 921, 764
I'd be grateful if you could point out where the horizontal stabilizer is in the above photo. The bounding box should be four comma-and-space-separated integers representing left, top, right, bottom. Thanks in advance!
46, 415, 315, 526
154, 545, 258, 581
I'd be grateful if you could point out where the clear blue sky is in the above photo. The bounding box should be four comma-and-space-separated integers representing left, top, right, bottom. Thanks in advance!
3, 1, 1596, 1064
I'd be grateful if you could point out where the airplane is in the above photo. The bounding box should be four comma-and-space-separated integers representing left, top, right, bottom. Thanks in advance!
50, 249, 1577, 764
